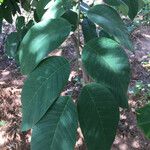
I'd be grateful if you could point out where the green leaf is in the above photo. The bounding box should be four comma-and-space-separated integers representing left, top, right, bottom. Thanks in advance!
122, 0, 139, 20
19, 20, 34, 39
5, 19, 34, 62
116, 1, 129, 16
16, 16, 25, 31
0, 0, 4, 4
104, 0, 122, 6
137, 103, 150, 139
26, 19, 34, 29
34, 10, 40, 22
87, 4, 132, 50
2, 7, 13, 23
62, 10, 78, 31
81, 17, 98, 43
80, 1, 90, 13
36, 0, 50, 19
21, 0, 31, 11
8, 0, 20, 15
77, 83, 119, 150
18, 18, 71, 75
99, 29, 114, 39
31, 96, 78, 150
42, 0, 67, 20
0, 16, 2, 33
138, 0, 145, 11
82, 37, 131, 107
5, 32, 20, 59
21, 56, 70, 131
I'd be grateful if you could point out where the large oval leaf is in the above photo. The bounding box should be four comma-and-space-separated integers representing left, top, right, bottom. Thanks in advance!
87, 4, 132, 50
31, 96, 78, 150
137, 103, 150, 139
104, 0, 122, 6
18, 18, 71, 75
77, 83, 119, 150
21, 56, 70, 131
82, 37, 131, 107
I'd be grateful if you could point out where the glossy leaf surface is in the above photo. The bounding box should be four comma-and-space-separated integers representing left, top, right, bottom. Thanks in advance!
18, 18, 71, 75
31, 96, 78, 150
62, 10, 78, 31
78, 83, 119, 150
21, 56, 70, 131
42, 0, 67, 20
87, 4, 132, 50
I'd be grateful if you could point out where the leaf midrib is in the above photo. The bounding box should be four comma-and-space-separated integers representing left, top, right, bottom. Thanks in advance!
50, 98, 74, 149
23, 61, 68, 109
85, 87, 107, 145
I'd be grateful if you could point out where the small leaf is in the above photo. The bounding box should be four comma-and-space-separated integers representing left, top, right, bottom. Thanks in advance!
78, 83, 119, 150
9, 0, 21, 15
0, 16, 2, 33
36, 0, 50, 19
19, 20, 34, 39
87, 4, 132, 50
5, 32, 20, 59
99, 29, 114, 39
122, 0, 139, 20
81, 17, 98, 43
18, 18, 71, 75
21, 56, 70, 131
16, 16, 25, 31
2, 7, 13, 23
21, 0, 31, 11
62, 10, 78, 31
137, 103, 150, 139
116, 1, 129, 16
31, 96, 78, 150
82, 37, 131, 107
0, 0, 4, 4
5, 19, 34, 62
